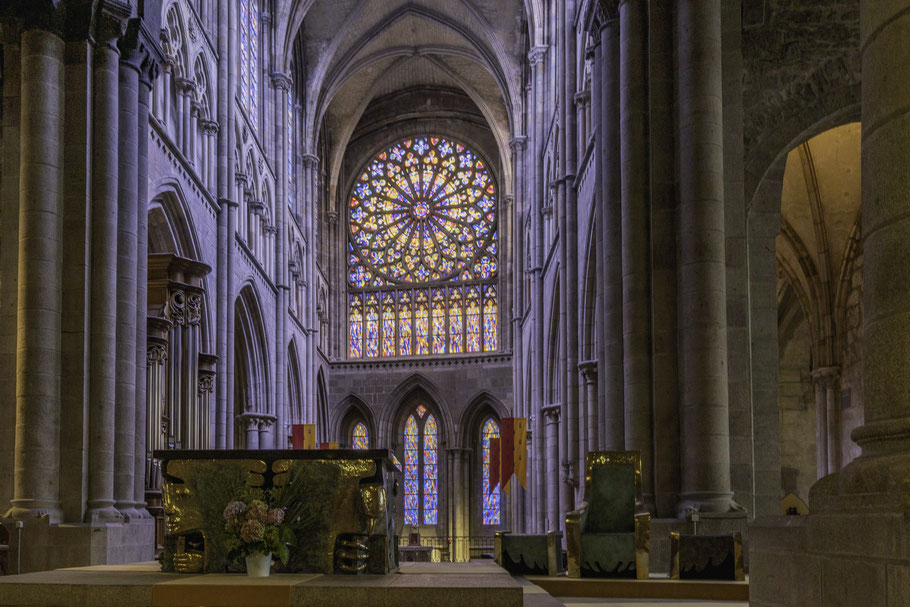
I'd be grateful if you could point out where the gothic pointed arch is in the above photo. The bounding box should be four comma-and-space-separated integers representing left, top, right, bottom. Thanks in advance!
335, 395, 375, 449
233, 283, 271, 447
287, 338, 303, 429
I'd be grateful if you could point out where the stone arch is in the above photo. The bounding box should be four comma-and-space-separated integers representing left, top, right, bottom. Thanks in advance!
458, 391, 509, 448
287, 337, 303, 427
316, 366, 329, 441
379, 374, 456, 448
233, 283, 271, 447
334, 394, 375, 448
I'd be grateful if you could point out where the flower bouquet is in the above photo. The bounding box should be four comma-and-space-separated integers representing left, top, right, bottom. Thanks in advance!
223, 496, 295, 576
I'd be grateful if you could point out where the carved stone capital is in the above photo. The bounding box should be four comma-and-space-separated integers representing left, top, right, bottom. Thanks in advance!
528, 45, 549, 66
811, 366, 841, 389
92, 0, 131, 49
270, 71, 293, 91
510, 136, 528, 151
302, 153, 320, 169
147, 342, 168, 365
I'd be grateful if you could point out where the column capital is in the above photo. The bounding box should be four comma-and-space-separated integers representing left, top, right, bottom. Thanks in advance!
578, 360, 598, 381
302, 153, 320, 168
218, 197, 239, 209
91, 0, 131, 48
510, 135, 528, 151
327, 211, 339, 224
584, 0, 619, 34
574, 90, 591, 105
811, 366, 841, 388
270, 71, 293, 91
175, 76, 195, 93
528, 45, 549, 66
542, 404, 561, 423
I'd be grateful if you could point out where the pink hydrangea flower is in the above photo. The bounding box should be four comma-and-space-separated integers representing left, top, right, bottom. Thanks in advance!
240, 519, 265, 543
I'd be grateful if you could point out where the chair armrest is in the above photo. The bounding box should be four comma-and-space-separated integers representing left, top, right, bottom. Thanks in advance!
634, 513, 650, 580
565, 502, 587, 578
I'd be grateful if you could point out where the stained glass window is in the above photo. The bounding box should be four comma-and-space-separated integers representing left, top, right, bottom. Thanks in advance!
352, 422, 369, 450
239, 0, 259, 127
482, 418, 501, 525
349, 294, 363, 358
401, 405, 439, 526
347, 137, 498, 358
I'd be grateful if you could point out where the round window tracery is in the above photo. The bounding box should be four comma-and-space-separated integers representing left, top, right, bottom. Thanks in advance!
348, 137, 497, 286
347, 136, 499, 359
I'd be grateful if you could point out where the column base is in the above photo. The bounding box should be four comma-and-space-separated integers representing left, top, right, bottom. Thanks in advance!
676, 492, 740, 518
116, 503, 143, 521
4, 500, 64, 524
0, 515, 155, 574
85, 503, 124, 522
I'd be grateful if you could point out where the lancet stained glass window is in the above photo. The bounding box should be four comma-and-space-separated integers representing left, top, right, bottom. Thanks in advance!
239, 0, 259, 127
352, 422, 369, 450
481, 418, 501, 525
402, 405, 439, 525
348, 137, 498, 358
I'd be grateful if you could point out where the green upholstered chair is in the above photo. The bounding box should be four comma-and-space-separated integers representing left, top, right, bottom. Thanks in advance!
566, 451, 650, 579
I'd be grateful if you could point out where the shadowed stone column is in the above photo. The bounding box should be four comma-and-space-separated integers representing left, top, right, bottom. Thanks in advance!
676, 0, 734, 514
619, 0, 654, 512
272, 72, 292, 451
578, 361, 598, 451
529, 43, 548, 534
594, 8, 623, 451
844, 0, 910, 480
811, 366, 840, 478
86, 6, 128, 522
6, 27, 65, 522
114, 26, 142, 519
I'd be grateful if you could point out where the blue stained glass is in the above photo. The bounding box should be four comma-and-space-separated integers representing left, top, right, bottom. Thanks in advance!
365, 294, 379, 358
483, 285, 497, 352
404, 415, 419, 525
352, 422, 369, 449
349, 294, 363, 358
482, 418, 501, 525
423, 414, 438, 524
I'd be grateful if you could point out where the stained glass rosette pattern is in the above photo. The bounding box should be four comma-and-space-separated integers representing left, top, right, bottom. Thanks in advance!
347, 137, 499, 359
482, 419, 501, 525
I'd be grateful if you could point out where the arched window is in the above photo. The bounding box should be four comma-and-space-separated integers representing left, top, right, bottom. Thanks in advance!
352, 421, 369, 449
239, 0, 259, 126
481, 418, 501, 525
348, 137, 499, 359
403, 404, 438, 525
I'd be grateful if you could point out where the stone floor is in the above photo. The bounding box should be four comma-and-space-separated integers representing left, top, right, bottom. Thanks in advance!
0, 560, 749, 607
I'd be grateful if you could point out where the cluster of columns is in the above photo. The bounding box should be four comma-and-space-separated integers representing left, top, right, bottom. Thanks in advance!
2, 7, 162, 524
522, 0, 737, 531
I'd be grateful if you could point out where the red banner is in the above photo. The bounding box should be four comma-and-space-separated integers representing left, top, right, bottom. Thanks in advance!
490, 437, 501, 491
501, 418, 515, 493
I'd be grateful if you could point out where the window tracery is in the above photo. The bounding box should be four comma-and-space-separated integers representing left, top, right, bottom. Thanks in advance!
347, 137, 499, 358
481, 418, 501, 525
403, 404, 438, 525
239, 0, 259, 126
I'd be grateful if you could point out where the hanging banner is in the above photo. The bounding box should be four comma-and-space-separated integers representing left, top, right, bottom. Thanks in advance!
490, 437, 501, 491
501, 419, 516, 495
291, 424, 317, 450
513, 417, 527, 489
319, 442, 339, 450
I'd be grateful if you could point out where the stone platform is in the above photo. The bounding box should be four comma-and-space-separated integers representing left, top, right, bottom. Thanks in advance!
0, 561, 523, 607
526, 573, 749, 602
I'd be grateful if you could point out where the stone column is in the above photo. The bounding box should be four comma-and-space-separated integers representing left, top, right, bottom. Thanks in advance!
596, 10, 624, 451
87, 11, 127, 521
619, 0, 654, 512
578, 361, 598, 453
529, 44, 548, 534
114, 31, 142, 519
676, 0, 734, 514
271, 72, 292, 452
145, 323, 170, 489
543, 405, 561, 532
811, 366, 840, 478
245, 416, 260, 450
6, 27, 65, 522
135, 48, 158, 515
177, 77, 193, 155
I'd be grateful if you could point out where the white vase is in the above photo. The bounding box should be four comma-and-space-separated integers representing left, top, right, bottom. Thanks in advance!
245, 552, 272, 577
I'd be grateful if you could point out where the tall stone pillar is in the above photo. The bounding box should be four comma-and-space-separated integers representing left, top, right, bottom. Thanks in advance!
594, 9, 624, 451
6, 27, 65, 522
87, 9, 127, 521
529, 44, 548, 534
619, 0, 654, 511
135, 45, 159, 515
676, 0, 734, 514
114, 28, 142, 519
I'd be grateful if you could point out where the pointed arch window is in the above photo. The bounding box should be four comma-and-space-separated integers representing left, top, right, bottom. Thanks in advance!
347, 137, 499, 359
239, 0, 259, 127
403, 404, 439, 525
352, 421, 369, 450
481, 418, 501, 525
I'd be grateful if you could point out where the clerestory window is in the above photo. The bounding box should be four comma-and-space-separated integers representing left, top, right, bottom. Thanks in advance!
347, 137, 499, 358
